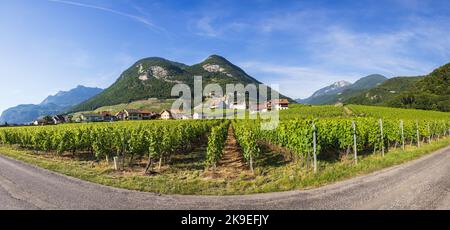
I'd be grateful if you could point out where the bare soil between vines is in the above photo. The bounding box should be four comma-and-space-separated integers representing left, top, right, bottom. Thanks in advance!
203, 126, 253, 179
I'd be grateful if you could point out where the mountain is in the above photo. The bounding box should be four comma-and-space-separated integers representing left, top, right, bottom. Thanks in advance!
296, 81, 351, 104
0, 85, 103, 124
350, 74, 388, 90
297, 74, 387, 104
69, 55, 295, 113
344, 76, 422, 106
311, 81, 351, 98
346, 63, 450, 111
0, 104, 64, 125
41, 85, 103, 107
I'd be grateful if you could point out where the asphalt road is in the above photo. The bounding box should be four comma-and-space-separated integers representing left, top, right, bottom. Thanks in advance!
1, 145, 449, 210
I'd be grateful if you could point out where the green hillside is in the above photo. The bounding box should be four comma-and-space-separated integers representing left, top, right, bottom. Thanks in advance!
69, 55, 294, 113
345, 76, 423, 105
345, 62, 450, 112
350, 74, 387, 90
71, 98, 176, 119
390, 63, 450, 111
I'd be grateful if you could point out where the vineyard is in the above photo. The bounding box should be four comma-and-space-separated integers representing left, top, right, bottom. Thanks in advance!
235, 117, 450, 171
0, 120, 221, 173
348, 105, 450, 120
279, 104, 350, 119
0, 105, 450, 194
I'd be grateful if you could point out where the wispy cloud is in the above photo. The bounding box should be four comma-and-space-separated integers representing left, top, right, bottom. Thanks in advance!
195, 16, 219, 37
306, 23, 450, 77
46, 0, 450, 100
48, 0, 164, 32
257, 10, 328, 33
254, 9, 449, 78
191, 14, 249, 38
187, 6, 450, 99
240, 61, 359, 99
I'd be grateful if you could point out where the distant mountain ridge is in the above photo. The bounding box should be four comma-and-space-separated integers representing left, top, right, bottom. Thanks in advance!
0, 85, 103, 124
41, 85, 103, 107
69, 54, 294, 113
297, 74, 387, 104
309, 80, 351, 98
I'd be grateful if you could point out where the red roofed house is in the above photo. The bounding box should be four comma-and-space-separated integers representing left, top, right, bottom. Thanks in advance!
267, 99, 289, 111
116, 109, 156, 120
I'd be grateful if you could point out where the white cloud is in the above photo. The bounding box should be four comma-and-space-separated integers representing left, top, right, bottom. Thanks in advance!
239, 17, 450, 99
243, 9, 450, 91
195, 16, 219, 37
48, 0, 165, 33
309, 28, 422, 74
306, 24, 449, 77
239, 61, 360, 99
192, 16, 249, 38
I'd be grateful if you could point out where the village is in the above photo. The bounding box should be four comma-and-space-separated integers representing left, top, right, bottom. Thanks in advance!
31, 99, 289, 126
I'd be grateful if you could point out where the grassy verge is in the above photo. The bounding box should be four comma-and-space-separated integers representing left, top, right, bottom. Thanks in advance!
0, 137, 449, 195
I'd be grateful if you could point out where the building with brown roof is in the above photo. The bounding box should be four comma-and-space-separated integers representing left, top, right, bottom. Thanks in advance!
121, 109, 156, 120
267, 99, 289, 110
160, 109, 174, 120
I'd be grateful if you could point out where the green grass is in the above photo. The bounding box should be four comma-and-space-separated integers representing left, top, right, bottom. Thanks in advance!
1, 137, 449, 195
71, 98, 176, 117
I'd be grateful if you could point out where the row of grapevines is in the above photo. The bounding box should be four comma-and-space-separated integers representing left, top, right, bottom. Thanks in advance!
258, 118, 450, 161
280, 104, 350, 120
0, 120, 220, 171
232, 120, 261, 172
347, 105, 450, 120
206, 121, 230, 168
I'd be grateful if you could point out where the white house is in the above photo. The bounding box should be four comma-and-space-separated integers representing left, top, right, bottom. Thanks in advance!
160, 110, 174, 120
268, 99, 289, 110
193, 113, 205, 119
80, 113, 104, 122
181, 114, 192, 120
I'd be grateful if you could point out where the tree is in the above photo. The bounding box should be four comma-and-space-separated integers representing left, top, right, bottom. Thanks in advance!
43, 115, 53, 124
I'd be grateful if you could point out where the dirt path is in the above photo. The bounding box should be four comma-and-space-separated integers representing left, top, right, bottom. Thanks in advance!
213, 125, 248, 178
343, 106, 354, 116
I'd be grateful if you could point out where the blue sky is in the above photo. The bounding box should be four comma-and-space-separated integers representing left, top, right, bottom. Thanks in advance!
0, 0, 450, 113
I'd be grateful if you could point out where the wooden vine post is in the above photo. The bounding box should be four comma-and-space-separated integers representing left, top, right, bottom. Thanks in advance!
113, 156, 119, 171
400, 120, 405, 151
312, 123, 317, 173
352, 121, 357, 165
249, 154, 254, 174
379, 119, 384, 157
427, 123, 431, 143
416, 121, 420, 148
